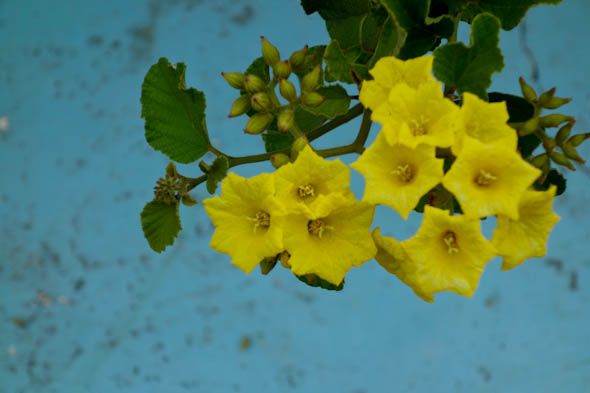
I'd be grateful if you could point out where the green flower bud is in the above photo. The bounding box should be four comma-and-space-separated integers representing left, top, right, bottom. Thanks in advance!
550, 150, 575, 170
228, 94, 251, 117
198, 160, 210, 173
562, 142, 585, 164
530, 153, 548, 169
279, 79, 297, 102
542, 136, 556, 151
519, 77, 537, 103
539, 114, 573, 128
244, 113, 274, 135
261, 36, 280, 67
555, 122, 573, 145
290, 135, 309, 161
277, 109, 294, 132
538, 87, 556, 107
250, 92, 274, 112
273, 60, 291, 79
271, 153, 290, 169
301, 65, 321, 92
543, 96, 572, 109
181, 193, 197, 206
303, 54, 318, 69
165, 162, 177, 178
259, 256, 278, 275
568, 133, 590, 147
221, 72, 245, 90
289, 45, 308, 71
301, 91, 325, 107
518, 117, 540, 136
243, 74, 266, 93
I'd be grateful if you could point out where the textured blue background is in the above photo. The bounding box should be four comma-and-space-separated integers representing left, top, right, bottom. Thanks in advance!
1, 1, 589, 392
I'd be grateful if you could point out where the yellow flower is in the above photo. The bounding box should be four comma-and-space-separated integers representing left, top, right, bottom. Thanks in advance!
203, 172, 285, 274
360, 55, 437, 112
402, 206, 496, 299
283, 194, 377, 285
372, 82, 458, 149
452, 92, 518, 156
492, 186, 560, 270
372, 228, 434, 303
274, 144, 351, 212
351, 132, 444, 219
442, 137, 541, 219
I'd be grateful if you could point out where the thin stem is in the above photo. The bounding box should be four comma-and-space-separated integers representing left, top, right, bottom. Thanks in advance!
307, 103, 364, 142
208, 145, 224, 157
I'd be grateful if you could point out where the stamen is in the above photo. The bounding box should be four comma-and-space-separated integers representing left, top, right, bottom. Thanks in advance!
442, 231, 459, 254
307, 219, 334, 238
391, 163, 413, 183
409, 115, 429, 136
247, 210, 271, 233
475, 169, 497, 186
297, 184, 315, 198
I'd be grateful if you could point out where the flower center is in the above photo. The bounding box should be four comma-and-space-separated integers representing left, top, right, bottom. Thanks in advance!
297, 184, 315, 198
248, 210, 271, 233
307, 219, 333, 238
474, 169, 497, 186
409, 115, 429, 136
392, 163, 413, 183
442, 231, 459, 254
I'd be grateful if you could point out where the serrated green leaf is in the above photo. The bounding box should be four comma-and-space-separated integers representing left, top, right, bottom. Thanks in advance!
141, 200, 182, 253
473, 0, 562, 30
369, 16, 407, 67
534, 168, 566, 195
433, 13, 503, 99
141, 58, 209, 164
327, 15, 364, 50
294, 106, 327, 133
206, 156, 229, 194
360, 11, 388, 52
301, 0, 371, 19
301, 85, 351, 119
380, 0, 454, 59
262, 130, 295, 152
488, 92, 535, 122
324, 40, 369, 84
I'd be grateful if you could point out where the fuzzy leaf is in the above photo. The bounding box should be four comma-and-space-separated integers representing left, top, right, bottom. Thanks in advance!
141, 200, 182, 253
206, 156, 229, 194
433, 13, 503, 99
141, 58, 209, 164
301, 85, 351, 119
369, 15, 407, 67
262, 130, 294, 152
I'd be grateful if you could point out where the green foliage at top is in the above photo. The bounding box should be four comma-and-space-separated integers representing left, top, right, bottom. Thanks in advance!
301, 0, 372, 19
433, 13, 503, 99
141, 200, 182, 253
141, 58, 210, 164
460, 0, 562, 30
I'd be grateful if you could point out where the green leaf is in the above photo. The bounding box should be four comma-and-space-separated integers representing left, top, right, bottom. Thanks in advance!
141, 58, 210, 164
294, 106, 327, 133
262, 130, 295, 152
301, 0, 371, 19
467, 0, 562, 30
518, 134, 541, 158
326, 15, 364, 50
301, 85, 351, 119
296, 273, 344, 291
141, 200, 182, 253
380, 0, 454, 59
488, 92, 534, 122
206, 156, 229, 194
433, 13, 503, 99
534, 168, 566, 195
360, 11, 388, 52
324, 40, 369, 84
369, 15, 407, 67
245, 57, 270, 82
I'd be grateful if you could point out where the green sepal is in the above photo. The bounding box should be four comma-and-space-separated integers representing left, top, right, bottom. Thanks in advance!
433, 13, 503, 99
534, 168, 566, 195
141, 200, 182, 253
141, 58, 210, 164
295, 273, 344, 291
300, 85, 350, 119
181, 194, 197, 206
206, 156, 229, 194
259, 256, 279, 275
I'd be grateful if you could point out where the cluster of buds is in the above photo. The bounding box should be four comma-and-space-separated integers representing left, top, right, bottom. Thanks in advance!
517, 78, 588, 177
221, 37, 326, 136
154, 163, 196, 206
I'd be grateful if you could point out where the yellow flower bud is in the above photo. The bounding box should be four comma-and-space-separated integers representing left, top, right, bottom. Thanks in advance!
301, 91, 325, 107
243, 74, 266, 93
261, 36, 280, 67
244, 113, 274, 135
550, 150, 575, 170
277, 109, 294, 132
290, 135, 309, 160
301, 65, 321, 92
221, 72, 245, 90
273, 60, 291, 79
530, 153, 549, 169
289, 45, 308, 71
250, 92, 274, 112
539, 114, 573, 128
270, 153, 290, 169
537, 87, 556, 107
543, 96, 572, 109
519, 77, 537, 103
568, 133, 590, 147
561, 142, 585, 164
228, 94, 251, 118
279, 79, 297, 102
518, 117, 540, 136
555, 122, 573, 145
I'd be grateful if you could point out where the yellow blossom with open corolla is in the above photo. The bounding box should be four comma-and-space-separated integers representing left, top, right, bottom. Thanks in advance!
492, 186, 560, 270
351, 132, 444, 219
401, 206, 496, 299
372, 82, 458, 149
282, 193, 377, 285
203, 172, 285, 274
372, 227, 434, 302
274, 144, 352, 213
359, 55, 437, 112
442, 137, 541, 219
451, 92, 518, 156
